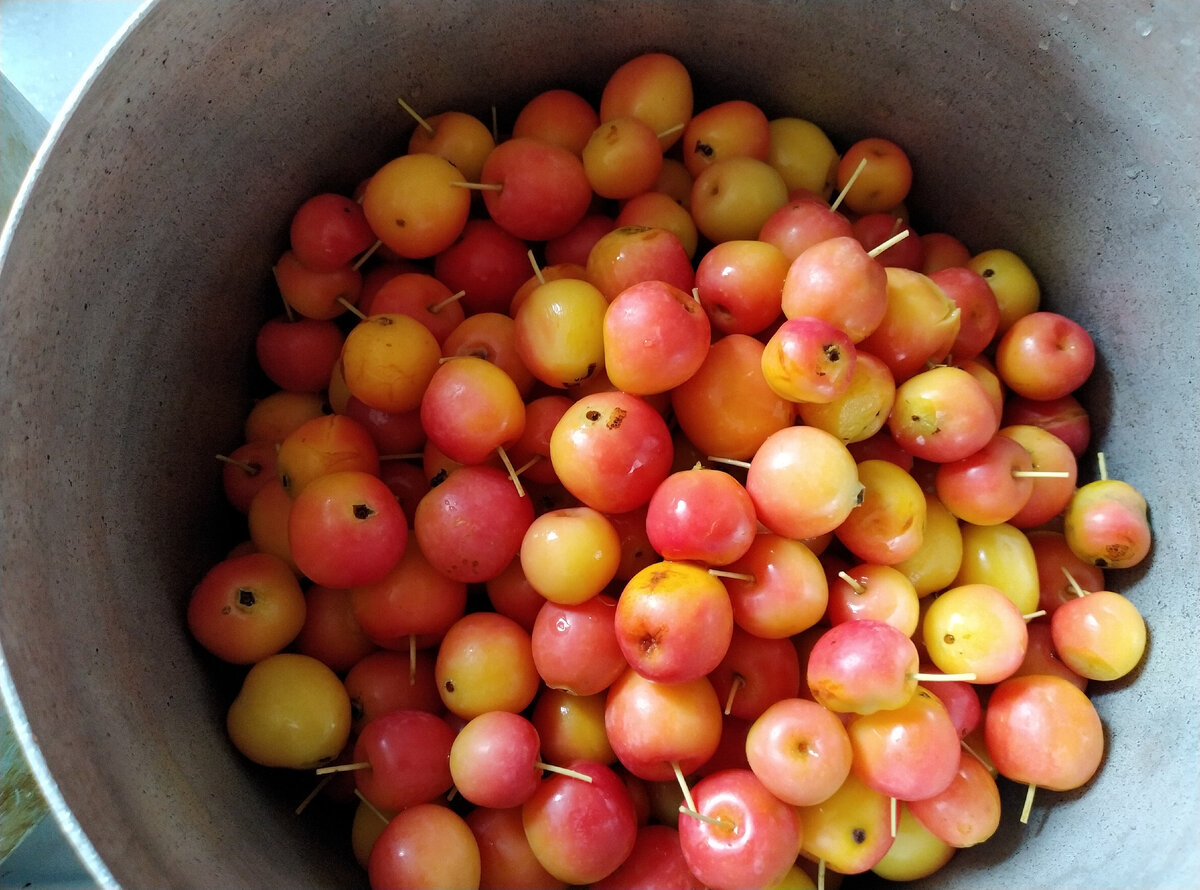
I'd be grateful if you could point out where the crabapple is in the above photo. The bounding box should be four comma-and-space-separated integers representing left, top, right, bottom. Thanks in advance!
602, 279, 710, 395
522, 759, 639, 885
721, 533, 829, 639
1063, 477, 1152, 569
681, 99, 770, 178
362, 152, 471, 258
413, 464, 535, 584
690, 156, 789, 244
604, 668, 723, 781
1050, 590, 1147, 681
746, 425, 864, 541
994, 310, 1096, 400
922, 583, 1028, 684
419, 355, 526, 466
288, 192, 376, 272
835, 458, 927, 565
954, 522, 1039, 616
835, 137, 913, 215
615, 191, 699, 259
614, 560, 734, 684
532, 595, 626, 695
287, 470, 407, 589
984, 674, 1104, 792
406, 108, 495, 183
966, 248, 1041, 333
368, 803, 480, 890
644, 467, 758, 566
586, 225, 695, 301
187, 551, 306, 665
226, 653, 351, 769
435, 611, 540, 719
859, 267, 960, 381
767, 116, 839, 200
761, 316, 857, 404
479, 137, 593, 241
745, 697, 853, 807
759, 197, 854, 263
888, 365, 999, 463
514, 87, 600, 155
549, 390, 674, 514
599, 52, 693, 152
670, 334, 795, 461
677, 768, 802, 890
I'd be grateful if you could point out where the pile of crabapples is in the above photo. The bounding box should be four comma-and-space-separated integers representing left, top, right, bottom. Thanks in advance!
188, 51, 1154, 889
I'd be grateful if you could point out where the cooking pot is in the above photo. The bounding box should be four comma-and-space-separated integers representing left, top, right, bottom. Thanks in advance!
1, 1, 1197, 887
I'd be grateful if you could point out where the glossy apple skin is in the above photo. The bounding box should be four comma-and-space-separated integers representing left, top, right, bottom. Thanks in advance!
677, 768, 803, 890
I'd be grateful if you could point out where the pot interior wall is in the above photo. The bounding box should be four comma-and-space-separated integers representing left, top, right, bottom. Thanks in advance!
1, 1, 1197, 888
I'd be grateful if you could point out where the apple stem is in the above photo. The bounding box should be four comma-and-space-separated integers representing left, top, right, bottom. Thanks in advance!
536, 762, 595, 783
1061, 567, 1087, 597
279, 287, 296, 322
354, 789, 391, 826
912, 672, 977, 682
409, 634, 418, 686
830, 156, 868, 212
527, 249, 545, 284
691, 287, 702, 305
817, 859, 827, 890
294, 773, 334, 815
678, 804, 733, 830
1023, 610, 1047, 621
396, 96, 435, 134
723, 673, 745, 716
338, 296, 367, 320
1020, 783, 1037, 824
1012, 469, 1072, 478
708, 568, 755, 583
672, 760, 697, 813
352, 239, 383, 271
866, 227, 910, 258
439, 350, 487, 363
496, 445, 527, 499
838, 570, 867, 595
513, 455, 542, 477
1097, 451, 1109, 481
706, 456, 752, 470
890, 795, 898, 838
450, 181, 503, 191
215, 453, 260, 476
657, 122, 685, 140
315, 760, 371, 775
427, 289, 467, 314
961, 738, 987, 764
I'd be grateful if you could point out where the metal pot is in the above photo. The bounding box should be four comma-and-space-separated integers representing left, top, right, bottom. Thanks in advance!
1, 1, 1197, 887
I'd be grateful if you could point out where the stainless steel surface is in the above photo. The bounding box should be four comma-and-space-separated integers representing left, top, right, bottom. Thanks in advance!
1, 1, 1198, 888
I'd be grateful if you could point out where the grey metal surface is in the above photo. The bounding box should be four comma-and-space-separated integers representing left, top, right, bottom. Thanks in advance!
0, 1, 1197, 888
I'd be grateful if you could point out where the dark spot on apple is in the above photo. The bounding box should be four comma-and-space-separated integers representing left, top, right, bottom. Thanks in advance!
980, 267, 995, 278
824, 344, 841, 362
395, 218, 406, 227
944, 633, 956, 645
444, 680, 455, 693
852, 828, 867, 844
694, 140, 714, 159
639, 632, 661, 655
586, 409, 602, 422
607, 407, 627, 430
237, 588, 256, 608
353, 503, 375, 520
